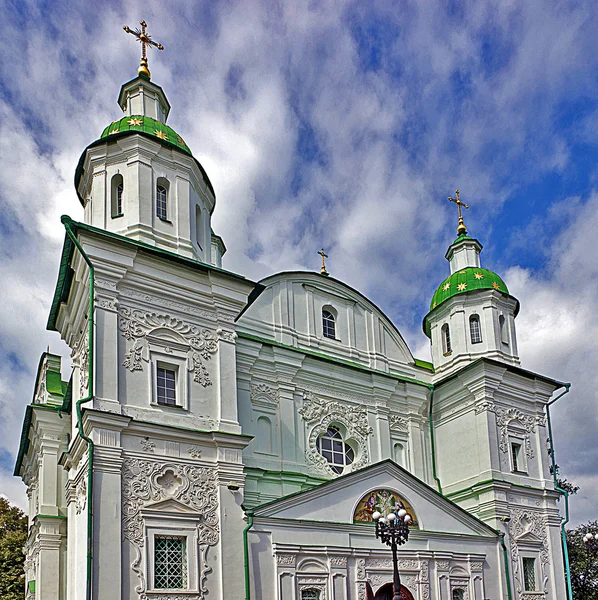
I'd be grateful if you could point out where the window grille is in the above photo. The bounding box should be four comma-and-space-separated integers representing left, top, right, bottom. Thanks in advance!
157, 367, 176, 405
523, 557, 536, 591
301, 589, 320, 600
470, 315, 482, 344
452, 590, 465, 600
157, 185, 168, 220
316, 426, 354, 474
322, 310, 336, 339
154, 536, 187, 589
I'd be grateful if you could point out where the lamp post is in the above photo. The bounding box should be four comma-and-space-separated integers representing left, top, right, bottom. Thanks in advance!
372, 505, 412, 600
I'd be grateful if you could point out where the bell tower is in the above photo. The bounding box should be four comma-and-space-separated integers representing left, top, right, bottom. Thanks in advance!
74, 21, 224, 267
423, 192, 520, 375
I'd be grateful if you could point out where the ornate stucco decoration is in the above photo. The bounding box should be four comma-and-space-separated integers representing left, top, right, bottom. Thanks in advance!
122, 458, 219, 599
75, 477, 87, 515
250, 383, 280, 406
299, 391, 373, 476
118, 307, 218, 386
389, 415, 409, 432
188, 446, 202, 459
74, 329, 90, 398
356, 557, 423, 600
481, 404, 545, 459
509, 508, 550, 598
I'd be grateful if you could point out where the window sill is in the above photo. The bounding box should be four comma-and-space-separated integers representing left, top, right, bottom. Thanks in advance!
111, 213, 124, 219
157, 216, 173, 224
322, 336, 342, 343
443, 351, 452, 357
511, 470, 528, 475
152, 402, 187, 411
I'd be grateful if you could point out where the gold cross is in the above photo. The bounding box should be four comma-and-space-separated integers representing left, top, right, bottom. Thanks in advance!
448, 189, 469, 236
123, 20, 164, 80
317, 248, 329, 276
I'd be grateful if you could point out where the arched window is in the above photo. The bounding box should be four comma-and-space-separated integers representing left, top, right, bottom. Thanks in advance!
441, 323, 452, 355
255, 416, 273, 454
452, 590, 465, 600
195, 205, 203, 251
499, 315, 508, 344
301, 589, 320, 600
322, 309, 336, 339
156, 179, 169, 221
470, 314, 482, 344
394, 442, 405, 467
111, 174, 124, 218
316, 426, 354, 474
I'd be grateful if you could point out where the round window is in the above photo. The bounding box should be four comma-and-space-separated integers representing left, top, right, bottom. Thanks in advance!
316, 426, 355, 474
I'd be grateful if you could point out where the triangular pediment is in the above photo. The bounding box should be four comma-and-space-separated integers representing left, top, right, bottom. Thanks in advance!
515, 530, 542, 544
252, 460, 497, 538
141, 498, 192, 513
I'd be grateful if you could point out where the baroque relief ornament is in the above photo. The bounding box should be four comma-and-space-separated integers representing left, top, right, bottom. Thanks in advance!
121, 458, 219, 597
509, 508, 550, 597
299, 391, 373, 476
118, 307, 218, 386
489, 405, 546, 459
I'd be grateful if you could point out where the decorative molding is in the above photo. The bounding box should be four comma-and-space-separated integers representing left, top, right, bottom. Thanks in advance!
329, 556, 348, 568
389, 415, 409, 432
250, 383, 280, 406
216, 327, 237, 343
470, 561, 484, 572
302, 385, 367, 406
474, 400, 495, 414
188, 446, 202, 459
509, 508, 550, 597
299, 391, 373, 476
75, 330, 90, 398
140, 437, 155, 453
118, 287, 227, 321
122, 458, 219, 597
450, 579, 470, 600
277, 554, 296, 566
486, 405, 545, 459
436, 560, 450, 570
75, 478, 87, 515
118, 307, 218, 387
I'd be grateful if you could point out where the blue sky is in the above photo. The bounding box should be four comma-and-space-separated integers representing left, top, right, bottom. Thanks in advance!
1, 0, 597, 524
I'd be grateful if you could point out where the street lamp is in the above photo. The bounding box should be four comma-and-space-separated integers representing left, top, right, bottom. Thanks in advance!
372, 505, 412, 600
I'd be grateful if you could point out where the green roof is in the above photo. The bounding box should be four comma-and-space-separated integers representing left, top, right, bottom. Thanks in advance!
429, 267, 509, 311
100, 115, 191, 156
423, 267, 518, 337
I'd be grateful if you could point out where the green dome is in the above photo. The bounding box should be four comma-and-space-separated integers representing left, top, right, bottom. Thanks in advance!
100, 115, 192, 156
429, 267, 509, 311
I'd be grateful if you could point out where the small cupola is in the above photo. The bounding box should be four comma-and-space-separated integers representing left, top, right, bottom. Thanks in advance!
423, 191, 520, 374
73, 20, 224, 266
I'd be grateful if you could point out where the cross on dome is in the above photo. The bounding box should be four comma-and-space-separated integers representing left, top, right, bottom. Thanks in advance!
448, 189, 469, 236
123, 19, 164, 80
317, 248, 329, 276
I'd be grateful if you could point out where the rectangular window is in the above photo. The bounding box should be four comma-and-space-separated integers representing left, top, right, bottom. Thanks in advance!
154, 536, 187, 589
523, 557, 536, 591
157, 367, 176, 406
511, 442, 523, 472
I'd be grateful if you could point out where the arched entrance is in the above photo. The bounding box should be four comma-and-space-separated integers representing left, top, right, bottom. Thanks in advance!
366, 582, 415, 600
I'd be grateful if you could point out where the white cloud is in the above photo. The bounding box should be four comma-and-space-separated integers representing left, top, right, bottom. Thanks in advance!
0, 0, 597, 527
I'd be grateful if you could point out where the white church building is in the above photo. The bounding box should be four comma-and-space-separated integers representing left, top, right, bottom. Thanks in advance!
14, 44, 572, 600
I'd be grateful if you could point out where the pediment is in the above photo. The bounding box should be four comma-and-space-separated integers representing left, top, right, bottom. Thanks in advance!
141, 498, 193, 513
253, 460, 497, 539
515, 530, 542, 545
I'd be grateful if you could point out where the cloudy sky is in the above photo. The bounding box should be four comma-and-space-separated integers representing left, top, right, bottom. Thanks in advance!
1, 0, 597, 524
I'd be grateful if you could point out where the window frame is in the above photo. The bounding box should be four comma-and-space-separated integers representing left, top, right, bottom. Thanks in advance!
156, 178, 170, 222
111, 173, 124, 218
316, 425, 355, 475
322, 309, 336, 340
149, 349, 189, 411
153, 535, 187, 590
509, 434, 528, 474
156, 365, 177, 406
442, 323, 452, 356
499, 314, 509, 345
522, 556, 537, 592
469, 314, 482, 344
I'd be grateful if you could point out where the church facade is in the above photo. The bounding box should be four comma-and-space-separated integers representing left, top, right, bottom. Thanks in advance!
14, 56, 571, 600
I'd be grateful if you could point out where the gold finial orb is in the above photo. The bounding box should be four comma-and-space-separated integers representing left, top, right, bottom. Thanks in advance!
448, 189, 469, 236
123, 19, 164, 80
